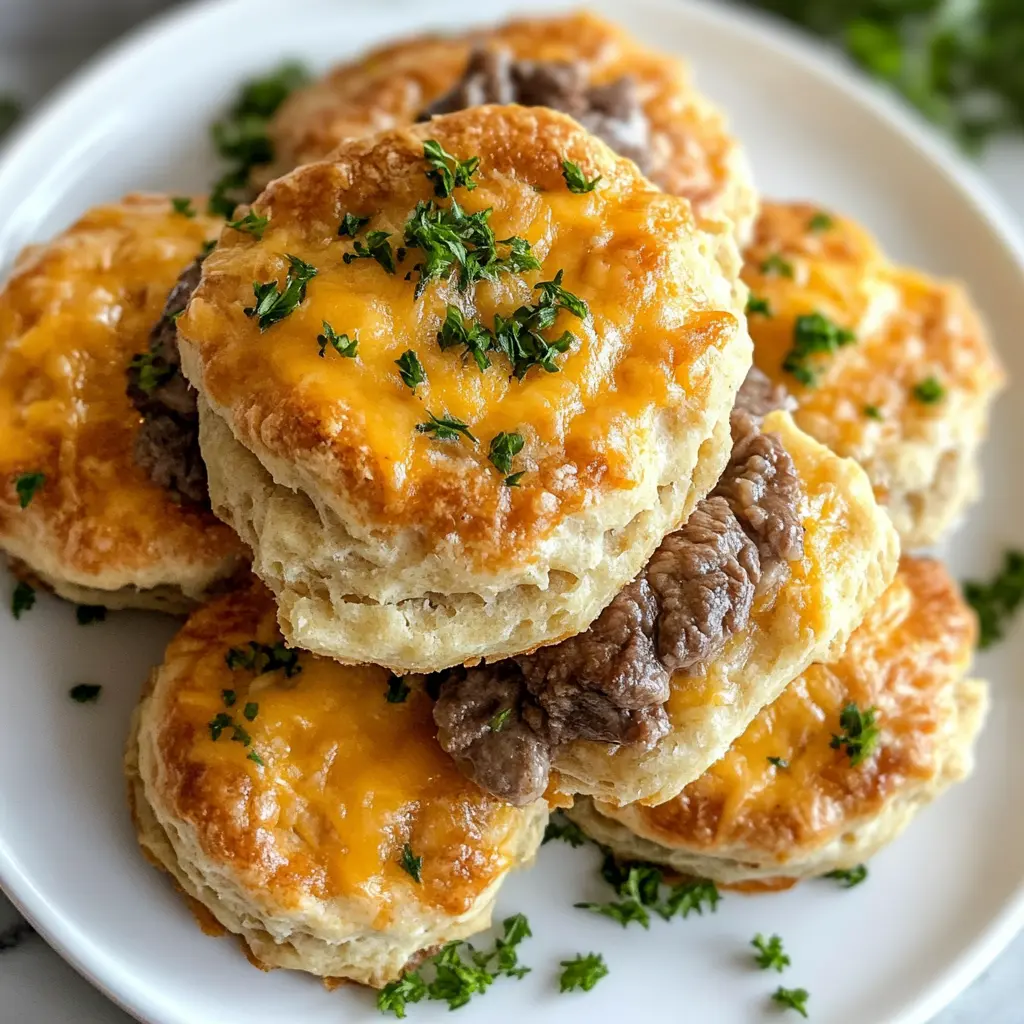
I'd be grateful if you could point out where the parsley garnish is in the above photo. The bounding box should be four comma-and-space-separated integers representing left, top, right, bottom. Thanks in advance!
247, 749, 265, 766
808, 211, 834, 232
244, 254, 317, 331
417, 412, 476, 443
338, 212, 370, 237
761, 253, 794, 278
767, 756, 789, 769
782, 311, 856, 386
221, 689, 236, 707
227, 209, 269, 238
746, 295, 772, 316
824, 864, 869, 888
964, 550, 1024, 649
864, 404, 883, 420
489, 707, 512, 732
76, 605, 106, 626
534, 270, 589, 320
225, 640, 302, 677
752, 933, 790, 972
542, 812, 588, 847
504, 471, 525, 487
559, 953, 609, 993
14, 472, 45, 508
317, 321, 358, 358
343, 230, 396, 274
912, 375, 945, 404
230, 722, 251, 745
561, 159, 601, 194
11, 581, 34, 620
129, 351, 176, 395
772, 986, 810, 1018
208, 712, 232, 740
488, 432, 524, 479
385, 675, 411, 703
243, 702, 258, 722
830, 702, 881, 766
438, 305, 493, 370
395, 350, 427, 391
423, 139, 479, 198
378, 973, 428, 1018
399, 843, 423, 883
171, 196, 196, 218
69, 684, 101, 704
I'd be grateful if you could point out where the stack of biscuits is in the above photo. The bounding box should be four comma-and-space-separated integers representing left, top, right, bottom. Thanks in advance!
0, 11, 1003, 993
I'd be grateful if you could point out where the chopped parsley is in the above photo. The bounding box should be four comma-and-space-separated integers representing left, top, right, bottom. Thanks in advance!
399, 843, 423, 883
534, 270, 589, 320
75, 605, 106, 626
385, 675, 411, 703
11, 581, 34, 620
437, 304, 494, 371
912, 375, 945, 404
824, 864, 869, 888
69, 684, 101, 704
772, 986, 810, 1018
489, 707, 512, 732
230, 722, 251, 745
559, 953, 609, 993
221, 689, 236, 707
782, 311, 856, 386
964, 550, 1024, 649
247, 749, 265, 766
244, 254, 317, 331
746, 295, 772, 316
504, 471, 525, 487
488, 431, 525, 479
830, 702, 881, 766
225, 640, 302, 678
208, 712, 233, 740
767, 756, 789, 769
761, 253, 794, 278
171, 196, 196, 218
808, 210, 834, 232
14, 472, 45, 508
338, 212, 370, 238
343, 230, 397, 274
864, 403, 883, 420
242, 702, 259, 722
542, 812, 588, 848
227, 209, 269, 238
395, 350, 427, 391
317, 321, 358, 358
129, 351, 176, 394
751, 933, 790, 972
378, 973, 428, 1018
423, 139, 479, 198
416, 411, 476, 443
561, 158, 601, 194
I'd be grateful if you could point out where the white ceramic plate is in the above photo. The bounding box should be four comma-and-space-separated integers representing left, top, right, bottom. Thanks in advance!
1, 1, 1023, 1022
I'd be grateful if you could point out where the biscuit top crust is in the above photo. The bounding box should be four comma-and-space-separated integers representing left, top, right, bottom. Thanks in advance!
743, 201, 1005, 488
262, 11, 746, 224
151, 580, 530, 918
181, 107, 741, 567
619, 557, 975, 856
0, 195, 243, 580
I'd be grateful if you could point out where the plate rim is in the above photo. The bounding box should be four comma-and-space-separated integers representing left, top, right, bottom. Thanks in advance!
0, 1, 1022, 1022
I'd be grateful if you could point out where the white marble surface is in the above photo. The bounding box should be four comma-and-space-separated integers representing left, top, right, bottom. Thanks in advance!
0, 11, 1022, 1024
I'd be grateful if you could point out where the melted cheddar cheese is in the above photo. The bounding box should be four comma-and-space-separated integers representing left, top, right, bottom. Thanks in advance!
157, 581, 529, 921
627, 558, 975, 858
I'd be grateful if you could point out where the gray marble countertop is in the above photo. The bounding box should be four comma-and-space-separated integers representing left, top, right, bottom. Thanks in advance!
0, 10, 1022, 1023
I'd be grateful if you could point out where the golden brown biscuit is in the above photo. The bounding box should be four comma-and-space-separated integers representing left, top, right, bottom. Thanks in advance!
180, 105, 751, 672
570, 557, 987, 884
257, 11, 756, 244
126, 578, 547, 987
0, 195, 247, 611
743, 201, 1006, 549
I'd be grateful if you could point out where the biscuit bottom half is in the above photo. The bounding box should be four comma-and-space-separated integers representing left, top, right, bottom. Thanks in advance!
568, 557, 988, 886
125, 578, 547, 987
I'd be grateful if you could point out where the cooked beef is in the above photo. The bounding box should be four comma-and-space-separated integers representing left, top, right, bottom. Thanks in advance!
433, 369, 805, 805
419, 49, 652, 174
126, 258, 206, 505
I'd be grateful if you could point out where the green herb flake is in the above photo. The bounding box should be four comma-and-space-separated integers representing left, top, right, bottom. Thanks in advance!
75, 605, 106, 626
69, 684, 102, 704
221, 689, 236, 707
171, 196, 196, 218
317, 321, 358, 358
488, 431, 524, 478
559, 952, 608, 993
830, 702, 881, 766
772, 986, 810, 1018
225, 640, 302, 678
416, 411, 476, 443
230, 722, 251, 746
227, 209, 269, 238
808, 211, 834, 232
377, 972, 428, 1018
561, 158, 601, 194
208, 712, 233, 741
243, 702, 259, 722
746, 295, 772, 317
338, 212, 370, 238
782, 311, 856, 386
824, 863, 869, 888
761, 253, 795, 278
767, 756, 789, 769
542, 812, 588, 847
423, 139, 480, 198
437, 305, 493, 371
964, 550, 1024, 649
244, 254, 318, 331
129, 351, 176, 395
395, 350, 427, 391
11, 581, 35, 620
752, 933, 791, 972
912, 375, 945, 404
399, 843, 423, 883
247, 749, 265, 767
343, 230, 396, 274
504, 471, 525, 487
14, 472, 45, 508
864, 404, 883, 420
534, 269, 589, 320
385, 675, 411, 703
489, 707, 512, 732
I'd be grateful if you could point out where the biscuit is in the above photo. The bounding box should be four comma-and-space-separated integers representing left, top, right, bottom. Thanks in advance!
180, 106, 751, 671
0, 195, 247, 611
126, 578, 547, 987
548, 411, 899, 806
570, 558, 987, 885
257, 11, 757, 244
743, 201, 1006, 549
